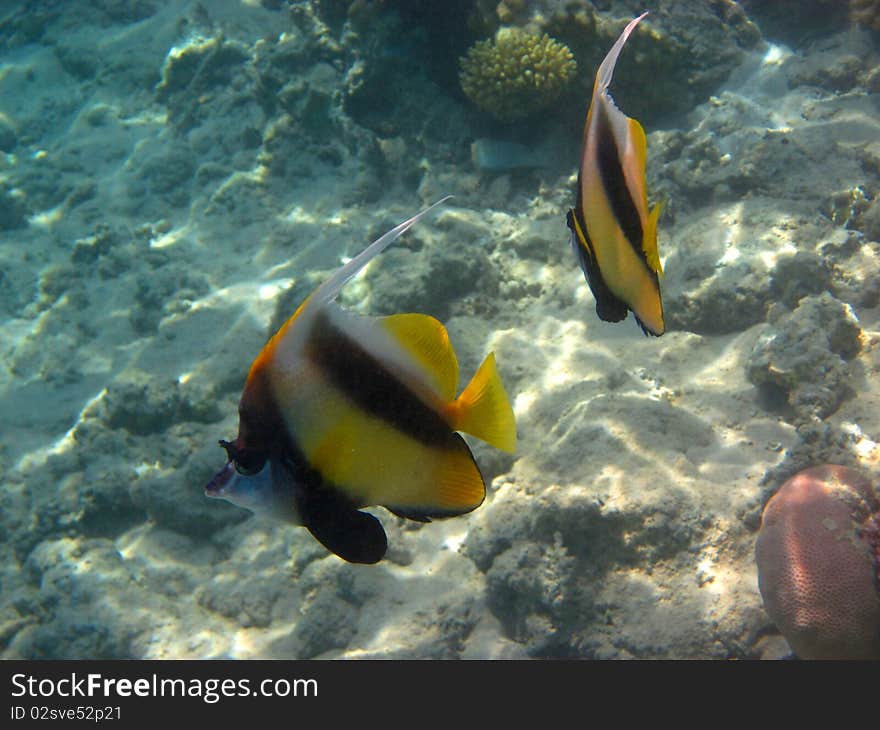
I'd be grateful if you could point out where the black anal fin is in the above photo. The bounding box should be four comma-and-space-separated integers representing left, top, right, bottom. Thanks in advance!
387, 507, 433, 523
567, 209, 629, 324
299, 488, 388, 564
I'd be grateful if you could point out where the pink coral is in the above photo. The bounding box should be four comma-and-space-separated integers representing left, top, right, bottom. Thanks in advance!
755, 465, 880, 659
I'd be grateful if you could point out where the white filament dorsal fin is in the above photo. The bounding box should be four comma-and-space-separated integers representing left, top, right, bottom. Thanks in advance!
596, 12, 648, 93
308, 196, 453, 312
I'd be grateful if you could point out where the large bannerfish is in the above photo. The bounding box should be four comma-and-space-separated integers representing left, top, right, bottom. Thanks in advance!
566, 11, 665, 336
205, 198, 517, 564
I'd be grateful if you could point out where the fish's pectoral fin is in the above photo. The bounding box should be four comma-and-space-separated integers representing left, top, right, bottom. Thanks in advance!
644, 201, 663, 275
379, 313, 459, 400
299, 486, 387, 564
568, 209, 629, 324
627, 116, 648, 173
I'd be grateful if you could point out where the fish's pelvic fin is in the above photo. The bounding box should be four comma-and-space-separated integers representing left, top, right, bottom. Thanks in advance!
627, 116, 648, 171
299, 486, 388, 564
448, 352, 516, 453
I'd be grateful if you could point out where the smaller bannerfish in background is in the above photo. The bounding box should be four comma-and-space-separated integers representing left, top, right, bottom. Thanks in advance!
566, 11, 665, 336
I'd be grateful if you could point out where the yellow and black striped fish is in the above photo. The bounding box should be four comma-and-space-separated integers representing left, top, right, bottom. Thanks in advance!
205, 198, 517, 564
566, 11, 665, 336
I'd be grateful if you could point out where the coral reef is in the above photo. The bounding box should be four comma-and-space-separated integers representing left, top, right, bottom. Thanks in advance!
755, 465, 880, 659
458, 27, 576, 121
746, 293, 862, 423
851, 0, 880, 31
740, 0, 848, 45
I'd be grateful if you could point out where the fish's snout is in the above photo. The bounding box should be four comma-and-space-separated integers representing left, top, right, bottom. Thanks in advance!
205, 460, 234, 497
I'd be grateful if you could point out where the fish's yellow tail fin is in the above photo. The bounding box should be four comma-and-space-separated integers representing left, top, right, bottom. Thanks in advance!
644, 201, 664, 276
448, 353, 516, 454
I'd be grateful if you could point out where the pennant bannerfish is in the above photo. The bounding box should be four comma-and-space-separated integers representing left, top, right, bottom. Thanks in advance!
566, 11, 665, 336
205, 198, 517, 564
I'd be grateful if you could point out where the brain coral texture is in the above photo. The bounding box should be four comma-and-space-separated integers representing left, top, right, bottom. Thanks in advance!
755, 465, 880, 659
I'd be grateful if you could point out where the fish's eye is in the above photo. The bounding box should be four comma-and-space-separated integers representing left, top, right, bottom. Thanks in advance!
234, 449, 266, 476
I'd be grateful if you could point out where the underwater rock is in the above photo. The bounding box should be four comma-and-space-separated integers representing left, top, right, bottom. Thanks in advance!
129, 444, 248, 538
860, 198, 880, 242
755, 465, 880, 659
283, 588, 358, 659
101, 372, 183, 435
746, 293, 862, 422
482, 538, 576, 657
365, 232, 497, 321
667, 256, 770, 336
739, 0, 848, 45
0, 114, 17, 152
755, 422, 867, 517
75, 465, 145, 540
824, 236, 880, 310
71, 224, 119, 265
464, 475, 700, 657
156, 35, 249, 104
8, 538, 140, 659
0, 185, 28, 230
129, 140, 196, 209
129, 262, 212, 336
789, 53, 865, 93
198, 574, 283, 629
269, 558, 381, 658
768, 252, 831, 309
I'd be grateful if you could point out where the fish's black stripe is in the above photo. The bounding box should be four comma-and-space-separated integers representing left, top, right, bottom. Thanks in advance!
594, 101, 644, 260
306, 311, 458, 450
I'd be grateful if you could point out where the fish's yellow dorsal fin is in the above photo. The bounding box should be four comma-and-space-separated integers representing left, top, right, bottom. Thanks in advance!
447, 353, 516, 453
644, 202, 663, 276
380, 313, 459, 401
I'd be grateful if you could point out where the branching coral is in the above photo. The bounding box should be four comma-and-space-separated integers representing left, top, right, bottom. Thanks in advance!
458, 27, 576, 122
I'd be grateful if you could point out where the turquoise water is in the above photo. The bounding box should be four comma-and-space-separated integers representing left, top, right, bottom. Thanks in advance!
1, 1, 879, 659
